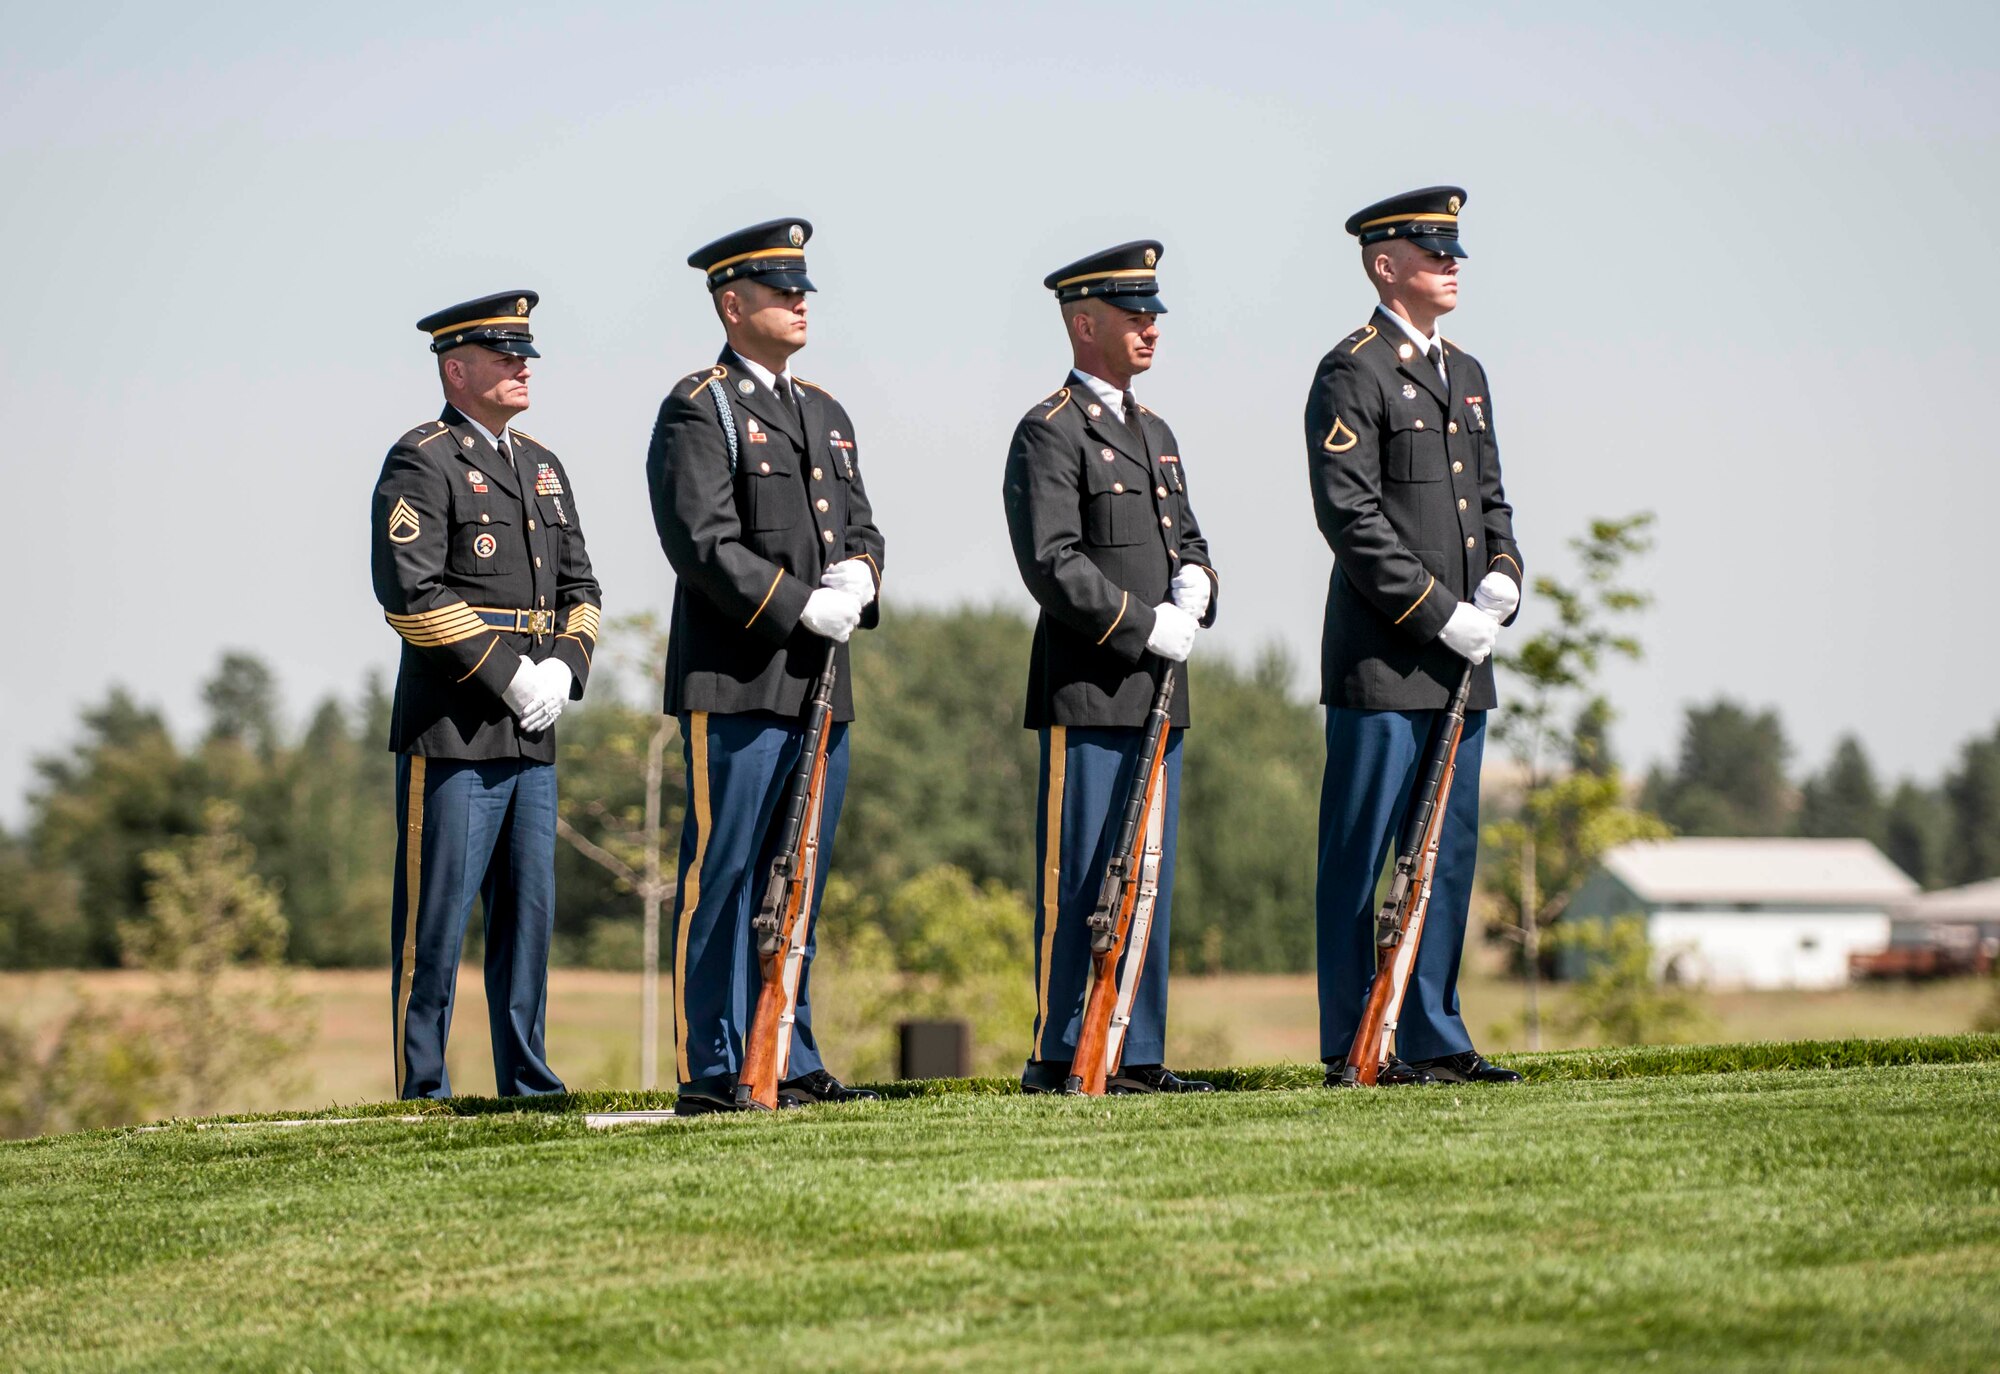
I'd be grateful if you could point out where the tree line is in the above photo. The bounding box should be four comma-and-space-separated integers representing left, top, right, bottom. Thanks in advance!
1639, 700, 2000, 889
0, 609, 1324, 974
6, 599, 1998, 979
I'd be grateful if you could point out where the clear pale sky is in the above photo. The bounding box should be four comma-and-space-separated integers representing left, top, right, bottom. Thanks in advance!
5, 1, 1996, 824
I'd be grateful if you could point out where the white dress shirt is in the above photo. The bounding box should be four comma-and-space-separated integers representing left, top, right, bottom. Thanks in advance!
731, 348, 797, 402
1377, 307, 1448, 386
463, 413, 513, 457
1069, 368, 1138, 425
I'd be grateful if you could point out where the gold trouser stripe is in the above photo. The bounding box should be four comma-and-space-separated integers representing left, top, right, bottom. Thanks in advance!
1393, 576, 1435, 626
394, 756, 427, 1097
1096, 591, 1128, 646
673, 713, 711, 1084
1033, 726, 1067, 1060
746, 569, 784, 629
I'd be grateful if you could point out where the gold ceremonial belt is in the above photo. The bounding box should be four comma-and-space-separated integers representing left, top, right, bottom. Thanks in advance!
471, 607, 556, 636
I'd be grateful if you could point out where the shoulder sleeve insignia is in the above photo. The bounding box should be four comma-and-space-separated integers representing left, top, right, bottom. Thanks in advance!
1038, 387, 1072, 421
1322, 417, 1358, 453
386, 496, 422, 544
1346, 324, 1379, 355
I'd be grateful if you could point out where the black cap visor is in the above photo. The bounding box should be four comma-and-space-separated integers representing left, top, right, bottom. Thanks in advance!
1408, 233, 1468, 259
1097, 291, 1168, 315
435, 334, 540, 358
717, 268, 817, 294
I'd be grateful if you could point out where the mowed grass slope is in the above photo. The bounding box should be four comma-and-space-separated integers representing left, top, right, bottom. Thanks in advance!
4, 1053, 1999, 1372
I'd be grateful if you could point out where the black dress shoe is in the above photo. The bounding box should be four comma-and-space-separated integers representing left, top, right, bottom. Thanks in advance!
1323, 1056, 1437, 1088
1021, 1060, 1074, 1095
776, 1069, 881, 1108
1107, 1064, 1216, 1094
675, 1088, 758, 1116
1411, 1050, 1522, 1084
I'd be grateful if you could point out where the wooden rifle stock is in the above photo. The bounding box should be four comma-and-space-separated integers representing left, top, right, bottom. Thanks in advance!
736, 642, 840, 1110
1339, 663, 1476, 1088
1067, 664, 1177, 1096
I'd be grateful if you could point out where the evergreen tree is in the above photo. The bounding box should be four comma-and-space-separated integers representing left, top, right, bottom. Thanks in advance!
1943, 725, 2000, 885
1643, 699, 1792, 836
1882, 781, 1949, 888
1796, 735, 1883, 842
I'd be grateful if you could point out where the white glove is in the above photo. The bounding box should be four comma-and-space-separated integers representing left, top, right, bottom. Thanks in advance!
523, 658, 573, 732
502, 660, 541, 720
800, 588, 863, 642
1473, 570, 1521, 622
1145, 602, 1199, 662
820, 558, 877, 607
1170, 565, 1212, 620
1438, 601, 1499, 665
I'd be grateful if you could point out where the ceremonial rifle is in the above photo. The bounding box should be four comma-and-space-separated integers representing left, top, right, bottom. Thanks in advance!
735, 641, 840, 1110
1067, 662, 1176, 1096
1338, 661, 1476, 1088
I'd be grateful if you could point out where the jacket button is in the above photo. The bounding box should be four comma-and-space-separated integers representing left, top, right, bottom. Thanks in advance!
1113, 482, 1125, 493
480, 513, 491, 524
822, 529, 835, 543
1156, 486, 1168, 499
812, 467, 823, 480
1465, 537, 1475, 549
1414, 419, 1425, 430
1162, 516, 1173, 527
1458, 497, 1468, 510
528, 520, 536, 530
816, 498, 829, 512
535, 556, 543, 567
759, 461, 771, 474
1452, 461, 1463, 473
1448, 421, 1458, 434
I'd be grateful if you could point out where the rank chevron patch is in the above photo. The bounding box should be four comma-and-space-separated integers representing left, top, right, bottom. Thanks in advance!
386, 497, 422, 544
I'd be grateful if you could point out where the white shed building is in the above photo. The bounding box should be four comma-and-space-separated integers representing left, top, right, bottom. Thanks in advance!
1566, 838, 1916, 990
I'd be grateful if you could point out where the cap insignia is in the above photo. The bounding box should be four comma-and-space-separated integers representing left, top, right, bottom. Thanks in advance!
1143, 247, 1157, 267
1447, 195, 1462, 215
515, 297, 528, 314
788, 224, 805, 247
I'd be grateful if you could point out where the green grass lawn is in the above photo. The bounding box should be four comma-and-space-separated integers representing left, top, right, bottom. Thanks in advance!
4, 1043, 1999, 1372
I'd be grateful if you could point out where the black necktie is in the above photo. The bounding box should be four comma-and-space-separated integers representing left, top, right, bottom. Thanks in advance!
778, 376, 805, 433
1427, 342, 1447, 389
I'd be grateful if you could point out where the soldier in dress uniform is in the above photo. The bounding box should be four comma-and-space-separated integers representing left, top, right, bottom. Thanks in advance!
1002, 241, 1221, 1095
1303, 187, 1524, 1086
370, 290, 602, 1100
646, 218, 887, 1114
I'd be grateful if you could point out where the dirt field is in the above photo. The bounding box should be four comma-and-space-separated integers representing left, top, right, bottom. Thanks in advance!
7, 958, 1991, 1113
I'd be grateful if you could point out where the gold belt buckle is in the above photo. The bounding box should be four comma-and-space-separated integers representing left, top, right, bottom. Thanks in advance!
528, 609, 554, 636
